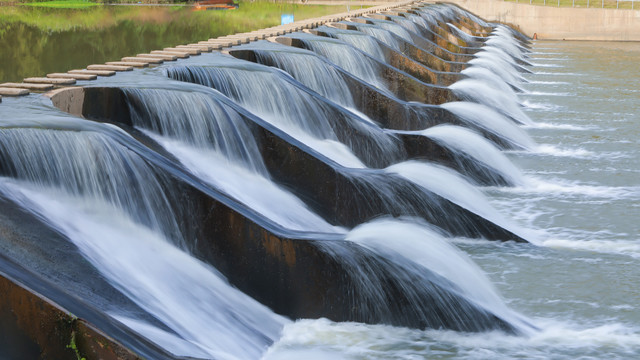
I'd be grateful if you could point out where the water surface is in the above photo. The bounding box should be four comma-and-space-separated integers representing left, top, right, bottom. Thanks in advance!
0, 1, 348, 82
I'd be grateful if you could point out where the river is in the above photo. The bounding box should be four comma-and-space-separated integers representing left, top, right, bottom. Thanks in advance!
263, 40, 640, 359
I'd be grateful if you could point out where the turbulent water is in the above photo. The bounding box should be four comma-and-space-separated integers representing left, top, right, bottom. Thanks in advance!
265, 41, 640, 360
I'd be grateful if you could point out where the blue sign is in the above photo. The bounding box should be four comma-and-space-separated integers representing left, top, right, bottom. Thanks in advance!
281, 14, 294, 25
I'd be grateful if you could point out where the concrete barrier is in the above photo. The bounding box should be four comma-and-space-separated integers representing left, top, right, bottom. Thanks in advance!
446, 0, 640, 40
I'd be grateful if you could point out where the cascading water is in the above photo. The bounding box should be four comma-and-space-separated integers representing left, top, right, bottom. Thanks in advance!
385, 161, 527, 240
345, 22, 406, 51
123, 87, 346, 233
450, 78, 534, 125
311, 26, 387, 62
415, 124, 525, 186
462, 65, 526, 94
441, 101, 535, 149
359, 17, 414, 42
248, 42, 356, 107
9, 4, 621, 360
164, 61, 404, 168
286, 33, 392, 94
0, 128, 289, 359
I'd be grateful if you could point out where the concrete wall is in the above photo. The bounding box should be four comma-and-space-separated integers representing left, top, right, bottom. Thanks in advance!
446, 0, 640, 40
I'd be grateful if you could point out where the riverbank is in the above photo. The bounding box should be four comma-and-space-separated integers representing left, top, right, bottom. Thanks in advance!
0, 0, 368, 82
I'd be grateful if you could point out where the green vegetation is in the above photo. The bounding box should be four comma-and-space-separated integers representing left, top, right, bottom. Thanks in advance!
66, 330, 87, 360
0, 1, 353, 82
504, 0, 636, 10
23, 0, 98, 8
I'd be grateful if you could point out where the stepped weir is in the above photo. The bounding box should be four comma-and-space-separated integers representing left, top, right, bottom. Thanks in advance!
0, 2, 539, 359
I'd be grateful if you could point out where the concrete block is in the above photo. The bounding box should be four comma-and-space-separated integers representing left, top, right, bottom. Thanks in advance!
151, 50, 190, 58
23, 77, 76, 85
0, 82, 54, 91
45, 87, 85, 116
208, 39, 238, 46
87, 64, 133, 72
68, 69, 116, 77
0, 87, 29, 96
122, 57, 162, 64
164, 47, 201, 55
47, 73, 97, 81
107, 61, 150, 68
180, 44, 214, 52
137, 53, 177, 61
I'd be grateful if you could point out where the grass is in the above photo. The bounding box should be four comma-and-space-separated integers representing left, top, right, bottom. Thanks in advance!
505, 0, 637, 9
22, 0, 98, 8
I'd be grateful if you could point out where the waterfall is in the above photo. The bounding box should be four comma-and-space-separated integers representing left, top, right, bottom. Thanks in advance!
462, 65, 526, 94
123, 87, 346, 233
165, 63, 405, 169
346, 22, 406, 52
0, 4, 549, 357
359, 18, 414, 42
313, 26, 387, 62
385, 161, 522, 238
0, 128, 288, 359
419, 124, 525, 186
406, 13, 432, 31
469, 52, 527, 86
249, 43, 356, 107
450, 79, 534, 126
384, 15, 423, 35
287, 33, 391, 94
441, 101, 535, 149
344, 218, 534, 333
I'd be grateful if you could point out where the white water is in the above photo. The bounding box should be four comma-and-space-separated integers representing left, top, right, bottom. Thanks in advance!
350, 23, 405, 52
148, 134, 345, 233
419, 124, 525, 185
462, 66, 525, 94
296, 35, 390, 93
468, 54, 526, 87
0, 180, 288, 360
321, 29, 387, 62
450, 78, 533, 125
441, 101, 536, 149
386, 161, 525, 240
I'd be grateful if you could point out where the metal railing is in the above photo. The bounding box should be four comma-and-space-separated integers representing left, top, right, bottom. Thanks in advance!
515, 0, 636, 9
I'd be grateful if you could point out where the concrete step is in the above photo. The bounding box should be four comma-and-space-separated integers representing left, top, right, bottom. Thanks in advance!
207, 39, 239, 46
69, 69, 116, 77
0, 87, 30, 96
151, 50, 190, 58
0, 82, 54, 91
177, 44, 214, 52
198, 42, 225, 50
47, 72, 97, 81
23, 77, 76, 85
137, 53, 177, 61
164, 47, 201, 55
87, 64, 133, 71
107, 61, 149, 68
122, 56, 163, 64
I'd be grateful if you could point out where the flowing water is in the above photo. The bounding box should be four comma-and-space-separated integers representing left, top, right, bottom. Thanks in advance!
264, 40, 640, 360
0, 5, 639, 359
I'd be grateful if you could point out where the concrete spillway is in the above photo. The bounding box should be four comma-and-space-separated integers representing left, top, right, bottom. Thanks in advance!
0, 2, 537, 359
